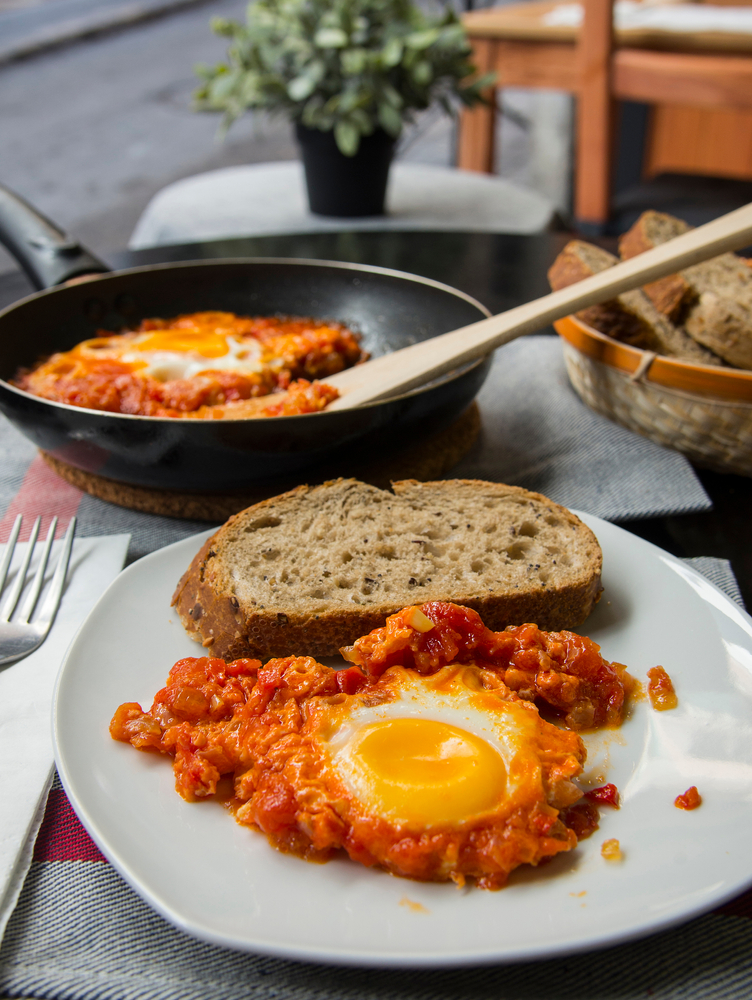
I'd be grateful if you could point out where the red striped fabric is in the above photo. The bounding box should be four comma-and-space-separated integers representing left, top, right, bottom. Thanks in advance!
0, 455, 83, 542
33, 789, 107, 864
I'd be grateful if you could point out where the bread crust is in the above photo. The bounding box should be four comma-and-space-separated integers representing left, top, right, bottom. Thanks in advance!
172, 479, 604, 661
619, 211, 752, 368
548, 239, 721, 365
684, 292, 752, 369
619, 211, 694, 321
548, 242, 649, 347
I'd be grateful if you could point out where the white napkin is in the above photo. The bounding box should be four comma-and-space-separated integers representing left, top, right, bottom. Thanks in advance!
544, 2, 752, 34
0, 534, 130, 944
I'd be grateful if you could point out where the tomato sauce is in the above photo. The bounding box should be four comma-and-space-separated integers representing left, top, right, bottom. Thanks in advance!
341, 602, 633, 730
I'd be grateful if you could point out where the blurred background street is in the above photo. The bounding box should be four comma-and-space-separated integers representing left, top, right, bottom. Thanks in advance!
2, 0, 536, 276
2, 0, 575, 281
0, 0, 299, 274
4, 0, 751, 283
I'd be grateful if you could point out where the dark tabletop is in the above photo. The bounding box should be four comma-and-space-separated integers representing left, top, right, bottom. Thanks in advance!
1, 228, 749, 606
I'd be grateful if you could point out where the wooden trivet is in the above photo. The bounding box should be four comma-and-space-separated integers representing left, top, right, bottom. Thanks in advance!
40, 401, 481, 522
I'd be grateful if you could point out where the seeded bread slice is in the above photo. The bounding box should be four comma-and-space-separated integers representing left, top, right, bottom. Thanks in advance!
548, 240, 722, 365
620, 210, 752, 368
619, 210, 693, 321
172, 478, 603, 661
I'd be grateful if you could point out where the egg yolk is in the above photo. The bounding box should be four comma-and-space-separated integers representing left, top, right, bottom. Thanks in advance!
344, 718, 506, 828
134, 330, 230, 358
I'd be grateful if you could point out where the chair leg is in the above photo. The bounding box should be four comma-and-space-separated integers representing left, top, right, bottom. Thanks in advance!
458, 38, 497, 174
575, 0, 615, 232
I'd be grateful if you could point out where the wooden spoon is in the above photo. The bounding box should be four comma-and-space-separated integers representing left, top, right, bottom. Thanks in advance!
324, 202, 752, 410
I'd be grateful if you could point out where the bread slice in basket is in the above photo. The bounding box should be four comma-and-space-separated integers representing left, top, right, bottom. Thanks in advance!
172, 478, 603, 660
548, 239, 722, 365
619, 210, 752, 370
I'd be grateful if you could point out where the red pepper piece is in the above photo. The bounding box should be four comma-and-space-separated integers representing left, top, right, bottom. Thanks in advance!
584, 783, 620, 808
675, 786, 702, 810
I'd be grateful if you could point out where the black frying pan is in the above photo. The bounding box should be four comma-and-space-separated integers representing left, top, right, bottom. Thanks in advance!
0, 186, 491, 492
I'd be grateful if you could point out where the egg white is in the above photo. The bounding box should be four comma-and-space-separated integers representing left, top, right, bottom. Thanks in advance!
325, 670, 511, 758
120, 335, 265, 382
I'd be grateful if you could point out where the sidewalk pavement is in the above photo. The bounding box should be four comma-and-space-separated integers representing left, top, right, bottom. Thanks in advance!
0, 0, 216, 65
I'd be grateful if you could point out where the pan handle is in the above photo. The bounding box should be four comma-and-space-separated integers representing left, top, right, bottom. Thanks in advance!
0, 184, 110, 290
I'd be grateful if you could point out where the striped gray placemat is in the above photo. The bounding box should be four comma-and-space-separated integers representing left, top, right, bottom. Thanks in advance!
3, 858, 752, 1000
453, 336, 712, 523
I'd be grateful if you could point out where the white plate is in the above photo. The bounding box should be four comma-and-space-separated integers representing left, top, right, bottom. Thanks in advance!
53, 514, 752, 968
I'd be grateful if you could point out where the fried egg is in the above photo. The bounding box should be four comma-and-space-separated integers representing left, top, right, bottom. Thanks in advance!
77, 328, 265, 382
293, 663, 587, 885
314, 666, 561, 830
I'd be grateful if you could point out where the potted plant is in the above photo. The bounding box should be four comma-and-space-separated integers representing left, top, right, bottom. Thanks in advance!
194, 0, 493, 217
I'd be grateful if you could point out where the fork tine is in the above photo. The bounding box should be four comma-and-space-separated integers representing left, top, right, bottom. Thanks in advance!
1, 516, 40, 622
17, 516, 58, 623
35, 516, 76, 628
0, 514, 22, 594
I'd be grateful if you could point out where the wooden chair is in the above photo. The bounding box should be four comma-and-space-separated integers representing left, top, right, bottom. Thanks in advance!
459, 0, 752, 230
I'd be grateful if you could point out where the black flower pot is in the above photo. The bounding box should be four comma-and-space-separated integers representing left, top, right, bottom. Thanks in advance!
295, 124, 396, 218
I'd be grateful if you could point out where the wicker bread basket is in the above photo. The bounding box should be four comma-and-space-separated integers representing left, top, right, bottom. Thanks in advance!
554, 315, 752, 476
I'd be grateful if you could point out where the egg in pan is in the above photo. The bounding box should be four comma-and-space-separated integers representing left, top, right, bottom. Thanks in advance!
110, 602, 621, 888
14, 311, 364, 418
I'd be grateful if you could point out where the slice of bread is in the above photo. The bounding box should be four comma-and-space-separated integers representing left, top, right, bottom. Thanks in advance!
172, 478, 603, 661
619, 210, 693, 321
548, 240, 722, 365
620, 210, 752, 369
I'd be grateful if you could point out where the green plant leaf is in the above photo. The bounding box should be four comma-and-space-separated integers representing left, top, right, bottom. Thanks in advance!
338, 89, 359, 112
411, 60, 432, 85
324, 93, 341, 114
405, 28, 439, 50
314, 27, 348, 48
381, 82, 404, 109
350, 107, 373, 131
434, 24, 464, 49
210, 69, 241, 100
210, 17, 237, 37
302, 100, 325, 127
241, 72, 263, 101
334, 120, 360, 156
341, 48, 366, 75
381, 37, 402, 67
288, 74, 316, 100
306, 57, 326, 79
377, 101, 402, 136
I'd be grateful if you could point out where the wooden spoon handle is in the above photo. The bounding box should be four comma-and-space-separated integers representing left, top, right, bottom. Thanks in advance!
325, 201, 752, 410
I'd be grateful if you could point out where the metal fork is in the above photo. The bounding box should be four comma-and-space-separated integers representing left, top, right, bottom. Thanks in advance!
0, 514, 77, 666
